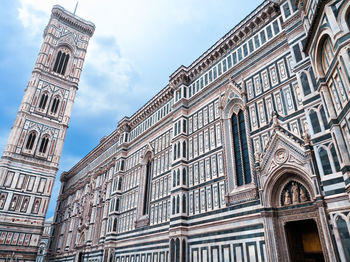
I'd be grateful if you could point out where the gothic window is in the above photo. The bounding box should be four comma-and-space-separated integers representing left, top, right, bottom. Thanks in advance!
38, 136, 49, 154
25, 131, 37, 150
172, 197, 175, 215
142, 160, 152, 215
321, 37, 334, 74
176, 195, 180, 214
182, 168, 187, 186
53, 50, 70, 75
182, 141, 186, 158
336, 216, 350, 260
300, 72, 311, 96
330, 144, 341, 172
113, 218, 118, 232
177, 142, 180, 159
319, 147, 332, 175
117, 177, 122, 191
173, 144, 177, 160
231, 110, 251, 186
115, 198, 120, 212
182, 194, 187, 213
173, 171, 176, 187
309, 110, 321, 134
50, 97, 60, 114
177, 169, 180, 186
38, 93, 49, 110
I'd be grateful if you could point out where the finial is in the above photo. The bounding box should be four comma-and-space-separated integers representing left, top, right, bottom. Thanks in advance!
74, 1, 79, 15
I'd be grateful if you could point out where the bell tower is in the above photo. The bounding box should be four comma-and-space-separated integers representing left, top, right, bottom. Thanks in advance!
0, 5, 94, 260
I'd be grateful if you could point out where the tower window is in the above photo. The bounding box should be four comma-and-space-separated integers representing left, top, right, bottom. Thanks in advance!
39, 136, 49, 154
53, 50, 70, 75
25, 132, 37, 150
50, 97, 60, 114
231, 110, 251, 186
38, 93, 49, 110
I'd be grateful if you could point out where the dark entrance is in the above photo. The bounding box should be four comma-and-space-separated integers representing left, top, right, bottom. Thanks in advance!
285, 219, 325, 262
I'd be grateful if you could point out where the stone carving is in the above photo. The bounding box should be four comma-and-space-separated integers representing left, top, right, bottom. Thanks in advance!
10, 196, 17, 210
281, 180, 310, 206
274, 148, 288, 164
291, 182, 299, 204
284, 190, 291, 205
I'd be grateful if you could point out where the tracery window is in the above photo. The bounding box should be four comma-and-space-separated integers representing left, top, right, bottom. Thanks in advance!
309, 110, 321, 134
38, 93, 49, 110
38, 136, 49, 154
53, 50, 70, 75
321, 37, 334, 74
319, 147, 332, 175
50, 97, 60, 114
231, 110, 251, 186
25, 131, 37, 150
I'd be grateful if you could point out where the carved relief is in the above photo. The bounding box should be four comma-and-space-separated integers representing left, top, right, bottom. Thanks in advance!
281, 181, 310, 206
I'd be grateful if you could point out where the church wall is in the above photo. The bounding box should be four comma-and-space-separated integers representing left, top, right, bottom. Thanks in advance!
48, 1, 350, 261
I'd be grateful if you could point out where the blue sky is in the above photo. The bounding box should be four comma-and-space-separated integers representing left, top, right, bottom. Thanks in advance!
0, 0, 261, 218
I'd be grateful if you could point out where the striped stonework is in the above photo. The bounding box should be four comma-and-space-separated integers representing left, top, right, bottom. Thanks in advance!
49, 0, 350, 261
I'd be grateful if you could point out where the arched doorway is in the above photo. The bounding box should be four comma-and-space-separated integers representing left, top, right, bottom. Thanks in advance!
261, 172, 334, 262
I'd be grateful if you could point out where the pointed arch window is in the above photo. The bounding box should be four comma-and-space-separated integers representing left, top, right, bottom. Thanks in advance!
301, 72, 311, 96
142, 160, 152, 215
321, 37, 334, 74
38, 93, 49, 110
38, 136, 49, 154
25, 132, 37, 150
50, 97, 60, 114
53, 50, 70, 75
319, 147, 332, 175
231, 110, 251, 186
309, 110, 321, 134
330, 144, 341, 172
336, 216, 350, 260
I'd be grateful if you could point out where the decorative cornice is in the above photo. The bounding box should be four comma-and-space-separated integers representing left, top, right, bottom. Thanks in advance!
51, 5, 95, 37
169, 0, 280, 87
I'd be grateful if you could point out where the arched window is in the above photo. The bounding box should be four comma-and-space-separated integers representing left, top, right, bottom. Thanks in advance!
301, 72, 311, 96
113, 218, 118, 232
38, 136, 49, 154
170, 239, 175, 262
177, 142, 180, 159
319, 106, 328, 129
172, 197, 175, 215
176, 195, 180, 214
182, 141, 186, 158
177, 169, 180, 186
336, 216, 350, 260
53, 50, 70, 75
321, 37, 334, 74
182, 239, 187, 262
319, 148, 332, 175
115, 198, 120, 212
50, 97, 60, 114
182, 194, 186, 213
173, 171, 176, 187
182, 168, 187, 186
117, 177, 122, 190
330, 144, 341, 172
38, 93, 49, 110
231, 110, 251, 186
309, 110, 321, 134
175, 238, 180, 262
174, 144, 177, 160
142, 160, 152, 215
25, 132, 37, 150
120, 160, 125, 171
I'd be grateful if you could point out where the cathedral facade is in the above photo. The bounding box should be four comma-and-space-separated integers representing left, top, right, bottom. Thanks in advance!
0, 5, 94, 261
49, 0, 350, 261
